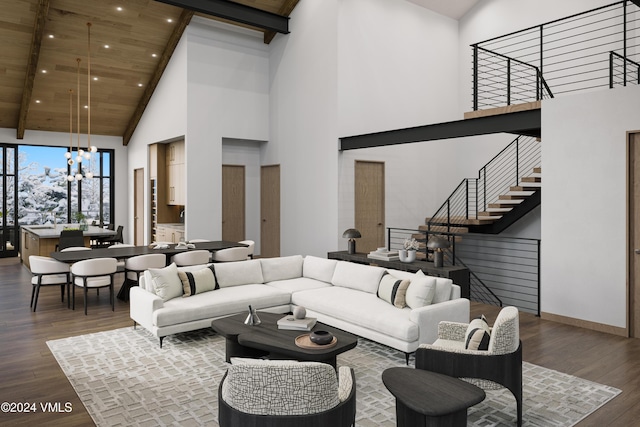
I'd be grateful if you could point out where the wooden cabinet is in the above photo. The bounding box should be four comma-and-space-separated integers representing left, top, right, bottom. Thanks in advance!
166, 140, 185, 205
156, 225, 184, 244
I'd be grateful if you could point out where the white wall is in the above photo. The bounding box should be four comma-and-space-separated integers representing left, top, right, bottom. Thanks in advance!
541, 85, 640, 328
267, 0, 339, 257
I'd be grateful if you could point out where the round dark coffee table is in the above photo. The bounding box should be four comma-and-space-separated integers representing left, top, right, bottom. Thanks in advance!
382, 367, 485, 427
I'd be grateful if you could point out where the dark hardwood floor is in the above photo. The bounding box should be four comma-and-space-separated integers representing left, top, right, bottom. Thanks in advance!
1, 256, 639, 426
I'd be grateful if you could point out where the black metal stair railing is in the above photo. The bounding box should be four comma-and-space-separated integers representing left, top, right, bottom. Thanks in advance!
426, 135, 540, 231
472, 0, 640, 111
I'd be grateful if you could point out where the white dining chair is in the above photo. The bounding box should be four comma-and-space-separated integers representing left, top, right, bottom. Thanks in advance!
238, 240, 255, 259
171, 250, 211, 266
29, 256, 71, 312
71, 258, 118, 315
108, 244, 135, 272
212, 246, 251, 262
118, 253, 167, 301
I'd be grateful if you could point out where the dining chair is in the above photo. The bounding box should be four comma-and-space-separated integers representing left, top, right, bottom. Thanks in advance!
71, 258, 118, 315
118, 253, 166, 301
238, 240, 255, 259
58, 229, 85, 251
187, 239, 213, 261
94, 225, 123, 247
108, 244, 135, 272
212, 246, 251, 262
28, 256, 71, 311
171, 250, 211, 266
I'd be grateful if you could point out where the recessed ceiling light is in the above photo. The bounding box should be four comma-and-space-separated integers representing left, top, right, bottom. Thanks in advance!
117, 6, 123, 11
84, 105, 88, 109
35, 100, 41, 104
48, 34, 54, 39
167, 18, 173, 23
93, 77, 98, 81
41, 69, 47, 73
138, 83, 143, 87
104, 44, 110, 49
152, 53, 157, 58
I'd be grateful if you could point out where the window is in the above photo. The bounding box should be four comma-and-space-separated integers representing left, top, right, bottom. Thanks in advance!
17, 145, 114, 226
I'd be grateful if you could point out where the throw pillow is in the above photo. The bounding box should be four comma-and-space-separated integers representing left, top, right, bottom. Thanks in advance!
416, 270, 453, 303
148, 263, 183, 301
178, 265, 217, 297
405, 275, 436, 309
465, 315, 491, 351
377, 273, 410, 308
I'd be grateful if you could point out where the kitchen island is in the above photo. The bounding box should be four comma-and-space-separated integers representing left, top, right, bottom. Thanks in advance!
20, 225, 116, 269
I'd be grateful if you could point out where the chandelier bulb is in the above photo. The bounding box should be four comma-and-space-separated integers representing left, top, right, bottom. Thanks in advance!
76, 156, 83, 163
90, 146, 98, 153
85, 172, 93, 179
78, 149, 84, 156
67, 175, 75, 182
65, 152, 72, 159
83, 152, 91, 160
68, 159, 74, 166
75, 173, 83, 181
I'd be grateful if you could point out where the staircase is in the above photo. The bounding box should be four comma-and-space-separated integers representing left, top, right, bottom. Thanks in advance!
422, 135, 541, 236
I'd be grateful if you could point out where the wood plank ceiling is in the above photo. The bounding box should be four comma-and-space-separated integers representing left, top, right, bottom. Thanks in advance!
0, 0, 298, 145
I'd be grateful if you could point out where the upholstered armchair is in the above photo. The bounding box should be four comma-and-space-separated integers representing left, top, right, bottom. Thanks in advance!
218, 358, 356, 427
415, 306, 522, 426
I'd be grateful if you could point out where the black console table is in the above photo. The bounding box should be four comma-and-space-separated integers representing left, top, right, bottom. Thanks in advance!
327, 251, 470, 299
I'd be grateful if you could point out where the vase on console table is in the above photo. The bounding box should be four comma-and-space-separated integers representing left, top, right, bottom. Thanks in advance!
398, 249, 416, 263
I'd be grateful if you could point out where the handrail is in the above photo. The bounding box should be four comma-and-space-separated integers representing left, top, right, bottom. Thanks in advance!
472, 0, 639, 110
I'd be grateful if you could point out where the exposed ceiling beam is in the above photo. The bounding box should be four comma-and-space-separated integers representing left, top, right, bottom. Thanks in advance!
339, 110, 541, 150
155, 0, 289, 35
123, 9, 194, 146
264, 0, 299, 44
17, 0, 50, 140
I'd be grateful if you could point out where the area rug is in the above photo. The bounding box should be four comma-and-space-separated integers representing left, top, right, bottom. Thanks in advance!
47, 327, 620, 426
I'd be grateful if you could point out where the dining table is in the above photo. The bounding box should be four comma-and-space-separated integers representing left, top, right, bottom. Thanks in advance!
50, 241, 248, 301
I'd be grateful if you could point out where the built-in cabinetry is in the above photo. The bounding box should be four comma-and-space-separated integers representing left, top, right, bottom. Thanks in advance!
156, 224, 185, 243
149, 139, 185, 244
166, 140, 185, 205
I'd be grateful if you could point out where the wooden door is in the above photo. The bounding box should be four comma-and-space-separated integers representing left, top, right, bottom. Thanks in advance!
629, 131, 640, 337
261, 165, 280, 258
134, 168, 144, 245
355, 160, 385, 254
222, 165, 246, 242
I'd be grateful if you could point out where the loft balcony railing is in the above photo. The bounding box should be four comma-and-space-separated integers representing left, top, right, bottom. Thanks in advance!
426, 135, 540, 231
472, 0, 640, 110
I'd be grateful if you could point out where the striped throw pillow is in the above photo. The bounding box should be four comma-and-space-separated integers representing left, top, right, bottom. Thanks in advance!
465, 314, 491, 350
178, 266, 217, 297
377, 273, 410, 308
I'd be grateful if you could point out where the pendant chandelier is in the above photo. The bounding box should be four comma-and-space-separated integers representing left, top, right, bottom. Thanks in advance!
65, 22, 97, 181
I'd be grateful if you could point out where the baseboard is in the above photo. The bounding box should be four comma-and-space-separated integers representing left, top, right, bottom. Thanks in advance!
540, 311, 628, 337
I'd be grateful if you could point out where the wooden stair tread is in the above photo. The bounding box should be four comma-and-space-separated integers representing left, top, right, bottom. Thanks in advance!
521, 176, 541, 183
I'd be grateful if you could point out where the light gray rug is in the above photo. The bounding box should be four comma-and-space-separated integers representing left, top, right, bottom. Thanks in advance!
47, 327, 620, 426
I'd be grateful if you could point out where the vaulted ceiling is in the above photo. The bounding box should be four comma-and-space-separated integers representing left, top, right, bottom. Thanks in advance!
1, 0, 298, 145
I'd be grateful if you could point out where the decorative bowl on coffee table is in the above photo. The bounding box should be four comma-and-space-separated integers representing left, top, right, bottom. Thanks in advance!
310, 330, 334, 345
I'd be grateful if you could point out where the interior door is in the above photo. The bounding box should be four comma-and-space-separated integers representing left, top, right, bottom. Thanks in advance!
629, 131, 640, 337
355, 160, 385, 254
0, 145, 18, 258
222, 165, 245, 242
134, 168, 144, 245
261, 165, 280, 258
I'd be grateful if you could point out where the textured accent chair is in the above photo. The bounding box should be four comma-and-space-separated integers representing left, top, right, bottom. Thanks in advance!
171, 250, 211, 266
212, 246, 251, 262
238, 240, 255, 258
71, 258, 118, 315
29, 256, 71, 311
219, 359, 356, 427
415, 306, 522, 426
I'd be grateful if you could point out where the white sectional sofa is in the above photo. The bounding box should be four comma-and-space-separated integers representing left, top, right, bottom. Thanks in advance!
130, 255, 470, 359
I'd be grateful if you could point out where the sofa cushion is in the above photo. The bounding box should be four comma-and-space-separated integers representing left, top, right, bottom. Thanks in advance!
147, 263, 183, 301
178, 266, 217, 297
405, 275, 436, 309
377, 273, 409, 308
292, 287, 418, 342
154, 285, 290, 328
265, 277, 332, 294
416, 270, 453, 303
214, 259, 264, 288
331, 261, 386, 294
303, 256, 338, 283
465, 315, 491, 351
260, 255, 304, 283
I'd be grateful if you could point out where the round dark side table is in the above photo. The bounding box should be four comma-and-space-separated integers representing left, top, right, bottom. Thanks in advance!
382, 367, 486, 427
